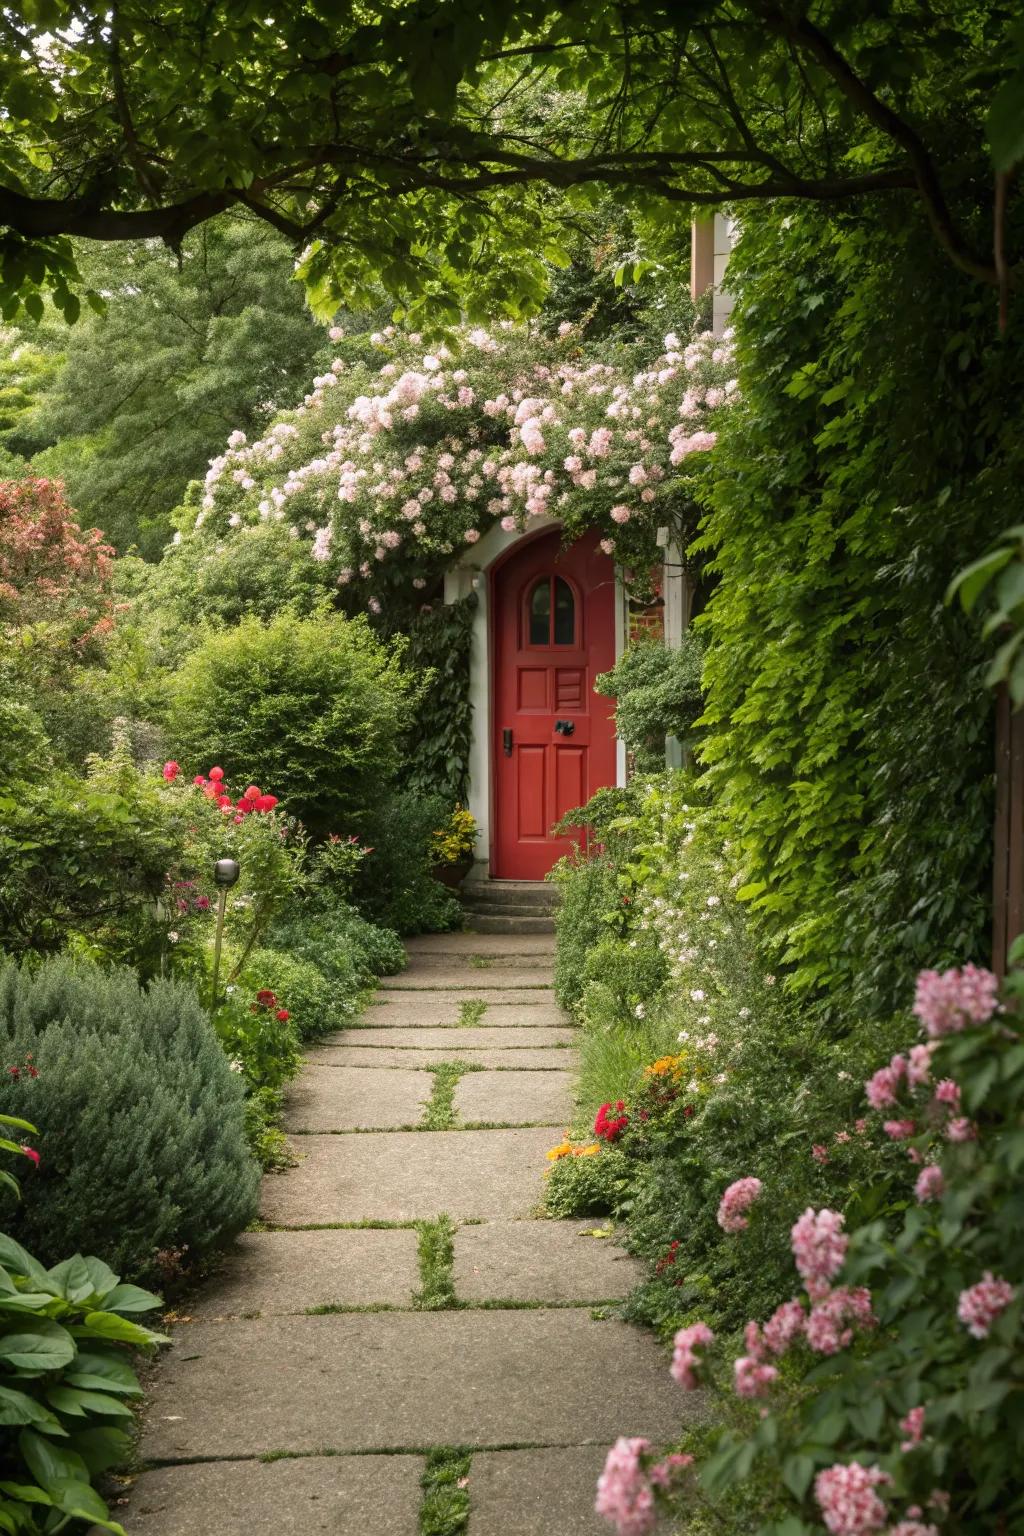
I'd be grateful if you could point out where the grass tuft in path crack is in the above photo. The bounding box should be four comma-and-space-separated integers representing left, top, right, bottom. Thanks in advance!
457, 998, 487, 1027
413, 1214, 456, 1310
422, 1061, 472, 1129
420, 1446, 471, 1536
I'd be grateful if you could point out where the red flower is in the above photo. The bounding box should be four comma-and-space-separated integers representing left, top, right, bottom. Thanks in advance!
216, 794, 232, 809
256, 794, 278, 812
243, 785, 261, 801
162, 760, 180, 782
193, 774, 207, 786
235, 798, 253, 814
7, 1066, 19, 1080
594, 1101, 630, 1143
255, 989, 277, 1008
20, 1146, 39, 1167
195, 895, 211, 911
275, 1009, 290, 1022
209, 766, 225, 781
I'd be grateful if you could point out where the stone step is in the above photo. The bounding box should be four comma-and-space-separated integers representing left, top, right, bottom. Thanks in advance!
465, 914, 556, 934
463, 901, 559, 918
463, 880, 560, 909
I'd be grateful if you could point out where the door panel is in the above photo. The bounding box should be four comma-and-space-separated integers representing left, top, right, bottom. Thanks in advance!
492, 528, 617, 879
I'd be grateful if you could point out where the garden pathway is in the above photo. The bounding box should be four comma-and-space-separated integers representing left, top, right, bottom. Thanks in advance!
113, 932, 699, 1534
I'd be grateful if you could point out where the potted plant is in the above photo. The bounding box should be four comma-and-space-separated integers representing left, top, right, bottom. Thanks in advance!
431, 805, 478, 888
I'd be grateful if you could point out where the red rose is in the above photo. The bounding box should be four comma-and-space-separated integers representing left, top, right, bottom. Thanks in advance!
209, 766, 225, 781
257, 794, 278, 812
162, 760, 180, 782
244, 785, 261, 801
275, 1009, 290, 1022
255, 989, 277, 1008
216, 794, 232, 808
193, 774, 207, 786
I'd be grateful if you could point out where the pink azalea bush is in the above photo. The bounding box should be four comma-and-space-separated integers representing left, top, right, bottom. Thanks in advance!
175, 322, 735, 613
596, 962, 1024, 1535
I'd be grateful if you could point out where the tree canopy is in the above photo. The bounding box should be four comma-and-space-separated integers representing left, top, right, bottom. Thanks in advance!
1, 2, 1021, 330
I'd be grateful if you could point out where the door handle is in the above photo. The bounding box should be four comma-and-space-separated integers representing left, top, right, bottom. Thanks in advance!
503, 728, 513, 757
555, 719, 575, 735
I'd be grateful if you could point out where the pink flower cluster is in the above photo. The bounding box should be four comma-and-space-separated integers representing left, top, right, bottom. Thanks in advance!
814, 1462, 891, 1536
595, 1438, 693, 1536
670, 1322, 714, 1390
957, 1271, 1015, 1338
805, 1286, 874, 1355
791, 1207, 847, 1300
716, 1176, 762, 1233
899, 1405, 925, 1452
595, 1438, 655, 1536
913, 963, 998, 1037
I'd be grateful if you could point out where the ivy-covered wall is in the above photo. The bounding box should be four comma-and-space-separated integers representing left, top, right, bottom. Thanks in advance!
400, 595, 476, 804
696, 203, 1014, 1023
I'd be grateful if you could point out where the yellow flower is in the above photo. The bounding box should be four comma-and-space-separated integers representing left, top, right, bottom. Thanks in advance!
573, 1143, 601, 1157
546, 1140, 573, 1162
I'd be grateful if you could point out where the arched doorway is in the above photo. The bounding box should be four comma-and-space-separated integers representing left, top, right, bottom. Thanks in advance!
491, 528, 617, 879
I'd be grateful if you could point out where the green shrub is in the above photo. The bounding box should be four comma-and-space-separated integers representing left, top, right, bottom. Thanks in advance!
578, 933, 668, 1031
355, 790, 462, 935
169, 611, 420, 837
0, 957, 258, 1281
241, 947, 341, 1040
544, 1144, 632, 1219
551, 845, 619, 1010
212, 988, 302, 1091
594, 633, 706, 770
0, 1233, 166, 1536
0, 770, 178, 962
0, 696, 50, 785
268, 905, 406, 987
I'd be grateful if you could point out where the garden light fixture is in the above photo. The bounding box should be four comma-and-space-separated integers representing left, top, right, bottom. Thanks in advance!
211, 858, 241, 1008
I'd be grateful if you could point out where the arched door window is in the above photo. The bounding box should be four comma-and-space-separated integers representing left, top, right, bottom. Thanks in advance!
527, 576, 576, 646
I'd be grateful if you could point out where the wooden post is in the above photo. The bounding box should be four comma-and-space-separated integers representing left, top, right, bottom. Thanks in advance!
992, 683, 1024, 978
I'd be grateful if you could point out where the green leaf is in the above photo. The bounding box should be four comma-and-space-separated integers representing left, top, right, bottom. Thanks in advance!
988, 73, 1024, 171
781, 1453, 815, 1498
0, 1319, 76, 1373
0, 1385, 65, 1433
102, 1283, 161, 1314
18, 1429, 90, 1494
0, 1237, 51, 1287
46, 1386, 132, 1418
946, 546, 1014, 612
75, 1311, 167, 1347
0, 1481, 52, 1506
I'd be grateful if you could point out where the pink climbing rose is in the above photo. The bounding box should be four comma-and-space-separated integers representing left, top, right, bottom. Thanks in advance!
914, 1164, 944, 1203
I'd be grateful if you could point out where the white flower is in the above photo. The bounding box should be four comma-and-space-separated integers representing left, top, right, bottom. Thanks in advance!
690, 989, 705, 1002
738, 1007, 751, 1019
167, 931, 179, 944
634, 1004, 645, 1019
706, 895, 720, 907
229, 1059, 244, 1073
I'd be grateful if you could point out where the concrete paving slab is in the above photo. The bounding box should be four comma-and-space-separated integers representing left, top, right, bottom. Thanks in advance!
468, 1447, 609, 1536
380, 971, 554, 992
260, 1127, 555, 1224
284, 1067, 432, 1131
455, 1222, 642, 1303
405, 932, 556, 955
398, 952, 555, 972
143, 1310, 697, 1460
322, 1026, 578, 1050
305, 1045, 580, 1071
455, 1070, 574, 1126
115, 1455, 423, 1535
352, 1002, 572, 1028
188, 1229, 419, 1316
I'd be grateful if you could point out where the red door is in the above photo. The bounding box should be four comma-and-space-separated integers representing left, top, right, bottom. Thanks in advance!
492, 528, 617, 879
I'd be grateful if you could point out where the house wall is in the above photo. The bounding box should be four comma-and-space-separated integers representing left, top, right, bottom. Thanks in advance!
443, 517, 627, 881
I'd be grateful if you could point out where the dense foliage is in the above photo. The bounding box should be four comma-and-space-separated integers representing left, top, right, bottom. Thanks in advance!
1, 3, 1019, 325
0, 1231, 166, 1536
0, 957, 258, 1281
695, 206, 1002, 1021
8, 220, 329, 557
595, 635, 706, 770
170, 611, 419, 839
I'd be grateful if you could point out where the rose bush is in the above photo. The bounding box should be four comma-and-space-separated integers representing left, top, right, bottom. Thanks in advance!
170, 321, 734, 615
595, 962, 1024, 1535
